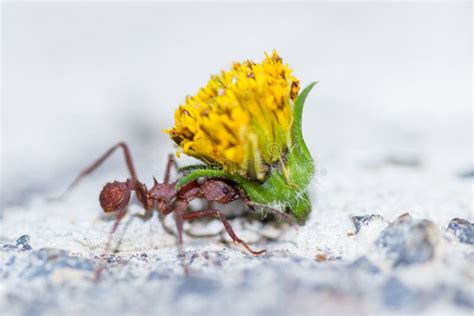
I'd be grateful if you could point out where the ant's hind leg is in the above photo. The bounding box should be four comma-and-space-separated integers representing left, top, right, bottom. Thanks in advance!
181, 209, 266, 256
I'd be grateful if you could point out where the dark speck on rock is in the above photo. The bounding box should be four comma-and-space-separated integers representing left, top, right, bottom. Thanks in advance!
447, 218, 474, 245
376, 213, 440, 267
351, 214, 384, 234
349, 256, 381, 274
383, 277, 419, 310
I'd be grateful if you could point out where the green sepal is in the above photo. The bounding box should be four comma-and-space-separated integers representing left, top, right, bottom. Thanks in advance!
287, 82, 316, 188
292, 82, 317, 161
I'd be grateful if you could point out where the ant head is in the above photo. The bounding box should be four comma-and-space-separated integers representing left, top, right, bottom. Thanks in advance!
202, 179, 240, 203
99, 181, 131, 213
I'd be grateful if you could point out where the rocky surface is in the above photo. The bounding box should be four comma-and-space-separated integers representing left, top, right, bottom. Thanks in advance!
1, 148, 473, 316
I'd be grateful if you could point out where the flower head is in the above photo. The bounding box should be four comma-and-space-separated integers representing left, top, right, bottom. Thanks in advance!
166, 51, 300, 180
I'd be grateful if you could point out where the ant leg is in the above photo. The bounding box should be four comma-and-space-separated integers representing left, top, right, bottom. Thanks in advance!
112, 213, 136, 253
60, 142, 140, 198
94, 207, 128, 281
173, 199, 190, 275
163, 153, 180, 184
159, 213, 177, 237
181, 209, 266, 256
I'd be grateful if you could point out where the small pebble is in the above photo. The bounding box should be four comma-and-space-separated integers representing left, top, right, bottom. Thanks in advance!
16, 235, 32, 251
447, 218, 474, 244
376, 213, 440, 267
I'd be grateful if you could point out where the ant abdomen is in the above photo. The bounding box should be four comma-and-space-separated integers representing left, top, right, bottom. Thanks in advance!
99, 181, 131, 213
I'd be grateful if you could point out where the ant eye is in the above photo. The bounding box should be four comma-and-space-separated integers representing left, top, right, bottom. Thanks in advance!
222, 187, 230, 195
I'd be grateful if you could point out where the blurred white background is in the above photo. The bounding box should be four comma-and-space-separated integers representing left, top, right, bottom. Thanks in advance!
1, 2, 472, 206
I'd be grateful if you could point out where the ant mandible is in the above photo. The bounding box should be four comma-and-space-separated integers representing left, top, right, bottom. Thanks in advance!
65, 142, 281, 259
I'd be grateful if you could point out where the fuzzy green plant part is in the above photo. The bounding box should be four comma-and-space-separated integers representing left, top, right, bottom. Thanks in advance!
175, 82, 317, 223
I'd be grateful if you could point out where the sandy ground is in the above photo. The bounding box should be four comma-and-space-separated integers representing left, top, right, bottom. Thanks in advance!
0, 144, 472, 316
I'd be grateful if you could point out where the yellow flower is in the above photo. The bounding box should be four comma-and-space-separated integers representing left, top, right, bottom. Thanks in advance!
166, 51, 300, 180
